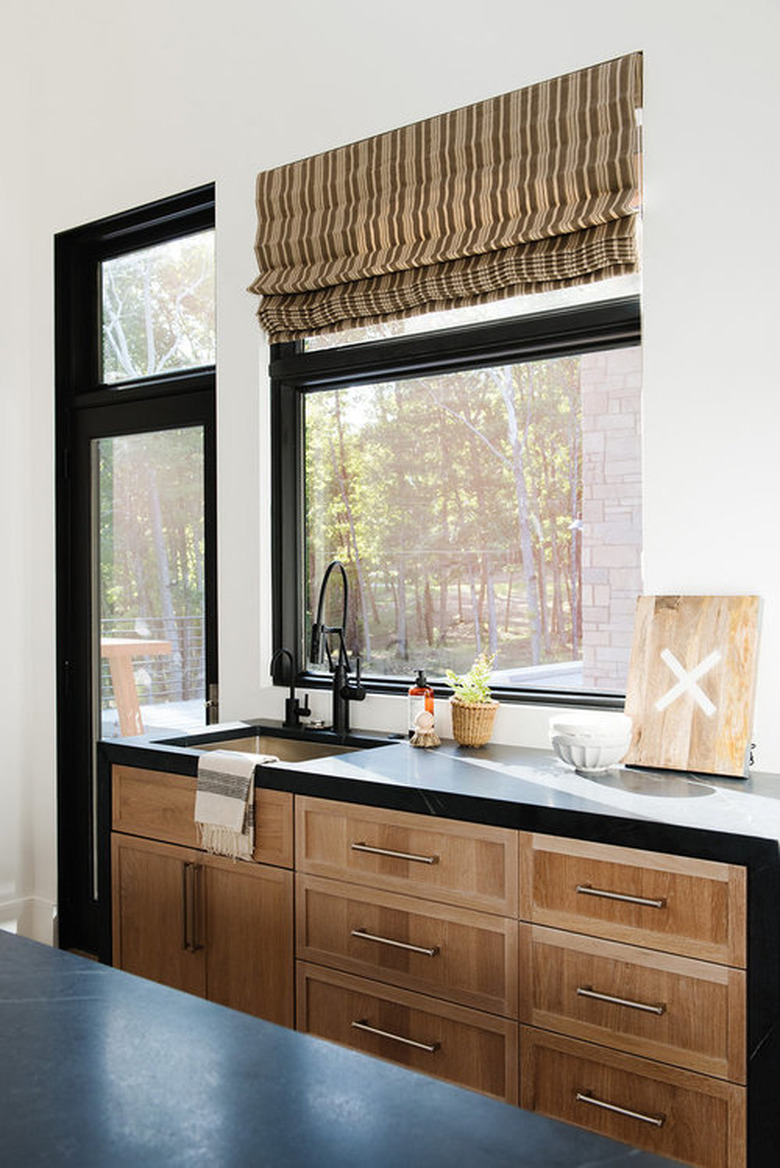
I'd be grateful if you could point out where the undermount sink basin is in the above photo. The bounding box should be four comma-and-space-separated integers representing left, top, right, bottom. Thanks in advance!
199, 734, 365, 764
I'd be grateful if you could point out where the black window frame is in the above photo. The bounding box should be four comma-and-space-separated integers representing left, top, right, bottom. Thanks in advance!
270, 295, 641, 710
55, 184, 218, 954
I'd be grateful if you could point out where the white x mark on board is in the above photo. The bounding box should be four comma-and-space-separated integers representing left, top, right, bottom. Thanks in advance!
654, 648, 721, 717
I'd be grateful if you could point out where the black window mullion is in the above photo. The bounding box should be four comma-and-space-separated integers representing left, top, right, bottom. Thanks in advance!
269, 298, 641, 390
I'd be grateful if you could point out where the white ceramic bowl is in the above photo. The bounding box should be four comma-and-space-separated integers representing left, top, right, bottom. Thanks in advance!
549, 712, 632, 742
551, 734, 629, 773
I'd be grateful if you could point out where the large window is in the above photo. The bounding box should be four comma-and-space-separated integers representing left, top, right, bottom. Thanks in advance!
272, 294, 641, 704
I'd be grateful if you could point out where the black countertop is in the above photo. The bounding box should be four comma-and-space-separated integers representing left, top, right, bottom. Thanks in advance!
0, 930, 682, 1167
102, 723, 780, 869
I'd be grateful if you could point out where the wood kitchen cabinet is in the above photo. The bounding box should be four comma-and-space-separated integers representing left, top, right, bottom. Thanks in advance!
518, 832, 747, 1168
110, 767, 294, 1027
295, 796, 519, 1103
295, 802, 748, 1165
106, 759, 760, 1166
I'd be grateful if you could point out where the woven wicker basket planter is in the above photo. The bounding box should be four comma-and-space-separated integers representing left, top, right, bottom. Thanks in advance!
450, 697, 499, 747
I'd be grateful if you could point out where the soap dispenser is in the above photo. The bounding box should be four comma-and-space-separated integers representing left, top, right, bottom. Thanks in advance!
408, 670, 434, 737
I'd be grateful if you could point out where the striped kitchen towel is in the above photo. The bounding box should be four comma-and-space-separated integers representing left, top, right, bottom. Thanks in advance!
194, 751, 275, 860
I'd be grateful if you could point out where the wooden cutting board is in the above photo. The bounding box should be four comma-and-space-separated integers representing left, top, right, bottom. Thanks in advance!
624, 595, 761, 777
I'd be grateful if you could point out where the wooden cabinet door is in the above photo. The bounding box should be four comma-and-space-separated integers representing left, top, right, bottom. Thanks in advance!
111, 833, 206, 997
204, 856, 294, 1026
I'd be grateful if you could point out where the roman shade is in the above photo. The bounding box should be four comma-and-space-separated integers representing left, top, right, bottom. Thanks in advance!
249, 52, 642, 342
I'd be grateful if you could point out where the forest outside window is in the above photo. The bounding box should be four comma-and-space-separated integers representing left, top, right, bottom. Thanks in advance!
272, 293, 642, 701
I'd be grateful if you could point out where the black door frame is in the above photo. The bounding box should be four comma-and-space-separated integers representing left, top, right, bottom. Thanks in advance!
55, 186, 217, 953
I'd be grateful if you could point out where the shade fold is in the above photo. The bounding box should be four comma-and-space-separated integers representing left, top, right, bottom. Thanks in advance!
250, 53, 642, 341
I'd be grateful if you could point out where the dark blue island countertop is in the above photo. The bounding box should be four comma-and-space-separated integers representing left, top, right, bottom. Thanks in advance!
0, 930, 682, 1167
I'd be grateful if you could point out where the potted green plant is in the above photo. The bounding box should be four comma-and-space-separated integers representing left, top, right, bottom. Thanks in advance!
445, 652, 499, 747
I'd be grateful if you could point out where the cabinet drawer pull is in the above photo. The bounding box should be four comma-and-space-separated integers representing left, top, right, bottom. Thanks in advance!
190, 864, 203, 952
181, 863, 204, 953
576, 884, 666, 909
351, 842, 439, 865
575, 1091, 665, 1127
576, 985, 666, 1015
351, 928, 439, 957
351, 1019, 440, 1053
181, 862, 191, 951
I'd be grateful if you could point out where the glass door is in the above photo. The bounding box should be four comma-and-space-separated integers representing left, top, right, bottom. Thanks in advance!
56, 187, 216, 954
95, 426, 208, 738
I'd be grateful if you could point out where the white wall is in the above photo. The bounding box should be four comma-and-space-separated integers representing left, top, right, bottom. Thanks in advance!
2, 0, 778, 940
0, 16, 45, 940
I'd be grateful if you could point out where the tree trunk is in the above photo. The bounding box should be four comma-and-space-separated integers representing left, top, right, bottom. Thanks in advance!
495, 371, 542, 666
396, 559, 408, 660
438, 565, 449, 644
437, 412, 451, 646
330, 402, 372, 663
569, 396, 581, 658
467, 556, 482, 653
534, 538, 550, 655
539, 443, 564, 642
148, 465, 183, 700
424, 578, 435, 647
485, 556, 498, 655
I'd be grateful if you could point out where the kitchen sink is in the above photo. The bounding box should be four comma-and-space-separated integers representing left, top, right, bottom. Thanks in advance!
163, 723, 397, 765
199, 734, 364, 763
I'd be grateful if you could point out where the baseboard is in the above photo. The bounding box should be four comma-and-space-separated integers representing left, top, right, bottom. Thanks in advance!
0, 896, 57, 945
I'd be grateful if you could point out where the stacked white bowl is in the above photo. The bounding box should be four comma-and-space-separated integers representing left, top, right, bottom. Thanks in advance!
549, 711, 633, 774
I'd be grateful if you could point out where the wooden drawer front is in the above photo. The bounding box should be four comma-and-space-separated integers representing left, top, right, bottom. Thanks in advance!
519, 925, 745, 1082
297, 963, 518, 1103
296, 797, 518, 915
297, 876, 518, 1017
520, 1028, 746, 1168
113, 767, 199, 847
520, 833, 746, 966
112, 765, 294, 867
250, 788, 294, 869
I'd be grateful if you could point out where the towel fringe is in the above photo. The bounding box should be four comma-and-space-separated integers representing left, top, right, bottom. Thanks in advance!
198, 821, 254, 861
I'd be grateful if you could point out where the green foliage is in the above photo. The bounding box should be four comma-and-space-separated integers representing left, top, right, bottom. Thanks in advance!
304, 349, 585, 679
445, 652, 496, 703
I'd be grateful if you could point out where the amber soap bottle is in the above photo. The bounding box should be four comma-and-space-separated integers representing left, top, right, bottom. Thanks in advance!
408, 670, 434, 737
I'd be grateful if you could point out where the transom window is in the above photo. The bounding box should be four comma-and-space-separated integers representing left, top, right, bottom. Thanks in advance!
101, 229, 215, 384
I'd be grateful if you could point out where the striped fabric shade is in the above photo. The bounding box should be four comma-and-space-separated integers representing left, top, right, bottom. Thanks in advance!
250, 53, 642, 342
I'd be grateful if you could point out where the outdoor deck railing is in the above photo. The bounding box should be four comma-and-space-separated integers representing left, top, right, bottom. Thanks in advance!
99, 615, 205, 709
